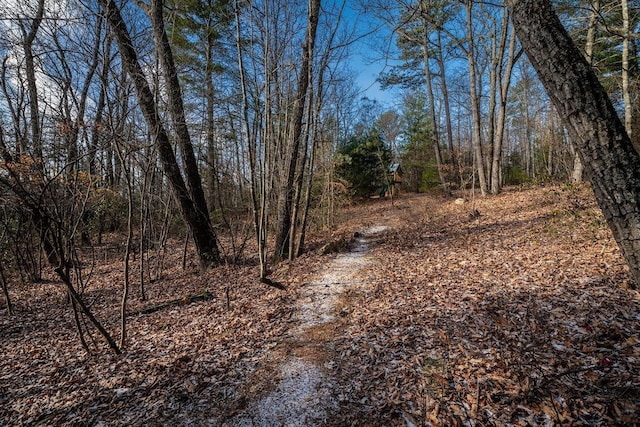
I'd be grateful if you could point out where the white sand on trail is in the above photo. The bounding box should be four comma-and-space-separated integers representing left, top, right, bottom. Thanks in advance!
228, 225, 389, 426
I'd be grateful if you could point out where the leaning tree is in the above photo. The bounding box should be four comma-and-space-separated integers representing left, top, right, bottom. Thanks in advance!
99, 0, 222, 269
505, 0, 640, 284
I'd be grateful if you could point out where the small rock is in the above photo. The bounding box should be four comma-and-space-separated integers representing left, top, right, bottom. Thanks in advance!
114, 388, 130, 398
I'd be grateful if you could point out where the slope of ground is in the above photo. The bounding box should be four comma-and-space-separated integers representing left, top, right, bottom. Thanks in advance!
0, 183, 639, 426
328, 184, 640, 425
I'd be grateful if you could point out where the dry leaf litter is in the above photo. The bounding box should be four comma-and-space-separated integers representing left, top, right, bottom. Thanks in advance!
1, 184, 639, 426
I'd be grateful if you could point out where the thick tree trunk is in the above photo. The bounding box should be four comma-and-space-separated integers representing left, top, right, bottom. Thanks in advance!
506, 0, 640, 284
100, 0, 221, 269
296, 6, 343, 256
149, 0, 213, 220
149, 0, 221, 266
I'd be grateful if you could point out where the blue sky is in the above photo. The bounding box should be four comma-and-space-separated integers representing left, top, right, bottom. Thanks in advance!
354, 56, 399, 108
343, 0, 401, 110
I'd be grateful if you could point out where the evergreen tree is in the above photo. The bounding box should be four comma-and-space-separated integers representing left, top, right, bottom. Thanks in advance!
400, 92, 439, 192
336, 130, 392, 197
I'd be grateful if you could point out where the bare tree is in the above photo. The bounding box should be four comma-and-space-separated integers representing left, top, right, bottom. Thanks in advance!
435, 30, 457, 184
572, 0, 600, 182
273, 0, 321, 261
112, 137, 133, 348
490, 8, 520, 194
233, 0, 267, 278
465, 0, 487, 196
20, 0, 45, 160
420, 18, 449, 194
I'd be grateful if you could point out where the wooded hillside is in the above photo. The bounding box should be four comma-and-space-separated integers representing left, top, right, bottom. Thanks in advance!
1, 185, 638, 425
1, 0, 640, 424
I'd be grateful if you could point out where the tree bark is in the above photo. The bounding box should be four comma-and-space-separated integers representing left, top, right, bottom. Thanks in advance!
485, 7, 500, 191
20, 0, 45, 160
100, 0, 221, 269
572, 0, 600, 183
435, 31, 456, 179
491, 12, 519, 194
0, 261, 14, 316
621, 0, 632, 141
465, 1, 487, 196
149, 0, 213, 223
205, 11, 218, 211
113, 137, 133, 349
506, 0, 640, 284
89, 31, 111, 176
234, 0, 268, 278
273, 0, 321, 260
421, 22, 449, 195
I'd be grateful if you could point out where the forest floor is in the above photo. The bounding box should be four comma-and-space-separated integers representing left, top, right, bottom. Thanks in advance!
1, 183, 640, 426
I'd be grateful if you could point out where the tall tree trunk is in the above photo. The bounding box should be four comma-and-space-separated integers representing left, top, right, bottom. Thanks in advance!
149, 0, 220, 264
89, 31, 112, 177
421, 32, 449, 194
465, 1, 487, 196
273, 0, 321, 261
523, 76, 533, 176
621, 0, 632, 141
113, 138, 132, 349
21, 0, 45, 160
205, 15, 218, 211
491, 12, 519, 194
100, 0, 221, 269
234, 0, 267, 278
485, 8, 500, 191
1, 59, 25, 160
435, 30, 456, 181
288, 94, 312, 260
572, 0, 600, 183
506, 0, 640, 284
296, 1, 345, 256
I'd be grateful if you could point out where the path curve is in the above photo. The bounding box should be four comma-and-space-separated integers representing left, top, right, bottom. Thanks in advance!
229, 225, 389, 426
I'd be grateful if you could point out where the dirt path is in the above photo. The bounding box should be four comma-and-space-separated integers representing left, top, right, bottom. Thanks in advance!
228, 225, 389, 426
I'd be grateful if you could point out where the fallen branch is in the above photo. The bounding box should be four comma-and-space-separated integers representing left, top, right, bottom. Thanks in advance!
260, 277, 286, 290
129, 291, 215, 316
